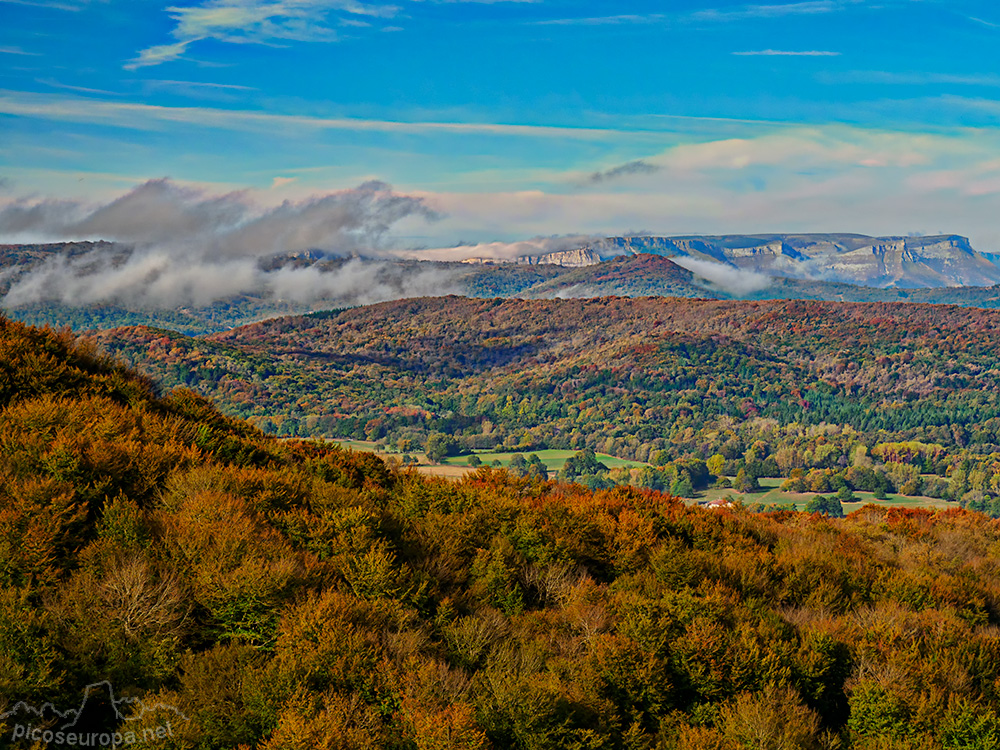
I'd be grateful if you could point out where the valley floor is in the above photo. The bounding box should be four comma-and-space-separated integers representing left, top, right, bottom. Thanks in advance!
329, 440, 952, 510
698, 477, 953, 512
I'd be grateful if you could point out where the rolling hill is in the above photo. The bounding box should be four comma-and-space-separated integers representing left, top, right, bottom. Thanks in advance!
516, 253, 722, 299
6, 312, 1000, 747
88, 296, 1000, 519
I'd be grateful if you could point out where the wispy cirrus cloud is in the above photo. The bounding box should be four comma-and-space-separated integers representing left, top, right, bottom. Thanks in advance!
36, 78, 122, 96
126, 0, 398, 69
693, 1, 845, 21
0, 45, 41, 56
819, 70, 1000, 86
126, 39, 194, 71
968, 16, 1000, 29
0, 89, 650, 140
0, 0, 85, 8
140, 78, 258, 101
531, 1, 861, 31
733, 49, 841, 56
127, 0, 535, 69
143, 79, 256, 91
531, 14, 666, 26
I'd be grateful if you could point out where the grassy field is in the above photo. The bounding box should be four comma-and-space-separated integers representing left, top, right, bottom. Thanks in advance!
324, 442, 953, 509
697, 477, 954, 511
324, 442, 649, 479
327, 438, 387, 453
442, 449, 648, 472
324, 440, 603, 467
418, 450, 647, 481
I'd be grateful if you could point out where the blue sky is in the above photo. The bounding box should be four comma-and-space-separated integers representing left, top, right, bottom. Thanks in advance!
3, 0, 1000, 251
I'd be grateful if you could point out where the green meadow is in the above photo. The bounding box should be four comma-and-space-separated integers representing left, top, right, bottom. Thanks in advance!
443, 448, 648, 472
698, 477, 953, 511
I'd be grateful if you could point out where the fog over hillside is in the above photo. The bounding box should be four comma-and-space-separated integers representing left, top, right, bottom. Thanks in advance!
0, 179, 458, 309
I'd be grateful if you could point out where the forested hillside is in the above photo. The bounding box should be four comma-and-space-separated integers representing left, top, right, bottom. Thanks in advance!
93, 296, 1000, 513
516, 254, 718, 299
5, 246, 1000, 337
3, 314, 1000, 749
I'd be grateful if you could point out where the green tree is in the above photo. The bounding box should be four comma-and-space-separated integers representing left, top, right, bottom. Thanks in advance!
706, 454, 725, 477
805, 495, 845, 518
848, 682, 911, 742
734, 468, 760, 494
559, 448, 608, 481
940, 699, 1000, 750
671, 475, 696, 498
509, 454, 528, 477
425, 433, 458, 464
527, 454, 547, 480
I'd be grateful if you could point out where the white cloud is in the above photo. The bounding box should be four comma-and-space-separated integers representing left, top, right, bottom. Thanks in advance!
8, 121, 1000, 265
671, 256, 771, 295
649, 129, 937, 172
405, 125, 1000, 250
126, 0, 396, 68
129, 0, 537, 68
0, 178, 450, 308
125, 39, 196, 70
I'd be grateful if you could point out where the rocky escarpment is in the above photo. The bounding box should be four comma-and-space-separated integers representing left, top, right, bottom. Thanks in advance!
541, 233, 1000, 289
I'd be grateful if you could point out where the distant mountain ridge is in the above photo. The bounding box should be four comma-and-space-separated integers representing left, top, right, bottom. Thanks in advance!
480, 233, 1000, 289
512, 254, 1000, 307
4, 237, 1000, 336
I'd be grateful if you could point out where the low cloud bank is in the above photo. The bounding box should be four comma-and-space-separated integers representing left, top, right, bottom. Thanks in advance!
671, 256, 771, 295
0, 179, 455, 309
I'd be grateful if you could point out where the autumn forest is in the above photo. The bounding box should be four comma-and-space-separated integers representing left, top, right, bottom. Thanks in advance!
93, 297, 1000, 516
1, 291, 1000, 748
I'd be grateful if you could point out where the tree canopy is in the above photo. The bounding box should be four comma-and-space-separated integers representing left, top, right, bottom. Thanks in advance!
3, 314, 1000, 748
